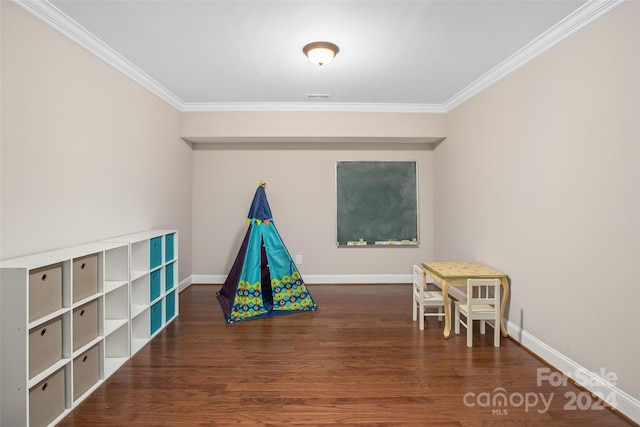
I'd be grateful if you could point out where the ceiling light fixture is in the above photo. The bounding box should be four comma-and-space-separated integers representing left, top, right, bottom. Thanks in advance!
302, 41, 339, 66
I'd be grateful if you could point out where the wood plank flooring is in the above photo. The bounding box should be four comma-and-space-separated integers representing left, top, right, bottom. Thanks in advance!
59, 284, 636, 426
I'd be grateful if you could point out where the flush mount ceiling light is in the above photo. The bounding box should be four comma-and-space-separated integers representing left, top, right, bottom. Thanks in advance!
302, 41, 339, 66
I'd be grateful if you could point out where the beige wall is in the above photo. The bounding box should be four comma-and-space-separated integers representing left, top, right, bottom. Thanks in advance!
0, 2, 193, 282
436, 1, 639, 399
182, 111, 446, 143
192, 146, 434, 279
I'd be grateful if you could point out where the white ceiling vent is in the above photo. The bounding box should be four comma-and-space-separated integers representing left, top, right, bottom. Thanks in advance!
305, 94, 332, 101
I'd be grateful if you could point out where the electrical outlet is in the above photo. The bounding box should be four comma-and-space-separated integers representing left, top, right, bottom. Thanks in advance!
296, 255, 303, 264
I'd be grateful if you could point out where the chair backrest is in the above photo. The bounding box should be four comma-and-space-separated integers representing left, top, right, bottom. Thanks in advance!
466, 278, 500, 307
413, 265, 425, 299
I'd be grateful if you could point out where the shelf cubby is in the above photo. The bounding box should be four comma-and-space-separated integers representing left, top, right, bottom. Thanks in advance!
1, 232, 178, 426
103, 324, 129, 377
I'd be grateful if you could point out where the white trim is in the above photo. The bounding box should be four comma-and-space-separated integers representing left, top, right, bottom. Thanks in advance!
14, 0, 184, 110
506, 320, 640, 425
191, 274, 227, 285
190, 273, 411, 285
443, 0, 626, 111
15, 0, 626, 114
178, 277, 192, 293
304, 274, 410, 284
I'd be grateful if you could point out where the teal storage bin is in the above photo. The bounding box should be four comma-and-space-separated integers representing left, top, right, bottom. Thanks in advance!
150, 269, 161, 302
165, 291, 176, 322
150, 237, 162, 269
165, 233, 175, 261
165, 262, 175, 291
150, 301, 162, 335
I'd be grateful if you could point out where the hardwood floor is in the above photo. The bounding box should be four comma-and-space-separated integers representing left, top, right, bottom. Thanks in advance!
59, 284, 636, 426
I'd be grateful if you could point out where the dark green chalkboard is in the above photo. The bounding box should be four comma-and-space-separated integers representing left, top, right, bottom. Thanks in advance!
336, 161, 418, 245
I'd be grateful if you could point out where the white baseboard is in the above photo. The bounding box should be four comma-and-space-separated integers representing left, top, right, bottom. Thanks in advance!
506, 320, 640, 425
190, 273, 412, 285
304, 274, 411, 284
178, 276, 193, 292
191, 274, 227, 285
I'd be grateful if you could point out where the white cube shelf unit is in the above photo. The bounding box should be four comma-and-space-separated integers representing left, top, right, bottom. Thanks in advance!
101, 230, 179, 356
0, 230, 179, 426
0, 241, 130, 427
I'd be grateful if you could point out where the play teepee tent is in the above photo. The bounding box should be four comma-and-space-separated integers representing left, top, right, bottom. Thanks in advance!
217, 182, 317, 323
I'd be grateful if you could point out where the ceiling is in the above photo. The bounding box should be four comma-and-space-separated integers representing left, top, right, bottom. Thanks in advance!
23, 0, 618, 113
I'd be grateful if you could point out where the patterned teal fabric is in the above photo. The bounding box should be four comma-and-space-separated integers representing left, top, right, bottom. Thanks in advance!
262, 223, 314, 311
221, 184, 317, 323
271, 271, 314, 311
230, 279, 267, 321
229, 222, 266, 321
228, 219, 315, 322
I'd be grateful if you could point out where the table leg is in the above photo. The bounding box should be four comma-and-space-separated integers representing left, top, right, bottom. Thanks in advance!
500, 277, 509, 337
442, 279, 451, 338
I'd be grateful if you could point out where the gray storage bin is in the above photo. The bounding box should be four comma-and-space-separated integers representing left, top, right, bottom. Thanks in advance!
29, 316, 62, 379
73, 253, 98, 302
73, 344, 99, 400
29, 367, 66, 427
72, 299, 98, 351
29, 263, 63, 322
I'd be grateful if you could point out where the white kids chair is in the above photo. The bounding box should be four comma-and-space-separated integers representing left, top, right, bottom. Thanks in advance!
455, 278, 501, 347
412, 264, 445, 330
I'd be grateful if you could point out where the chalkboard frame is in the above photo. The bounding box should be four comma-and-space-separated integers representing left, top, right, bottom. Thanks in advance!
335, 160, 419, 247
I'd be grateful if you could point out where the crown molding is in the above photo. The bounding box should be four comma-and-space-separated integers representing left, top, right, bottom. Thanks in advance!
15, 0, 626, 114
15, 0, 184, 110
443, 0, 627, 111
